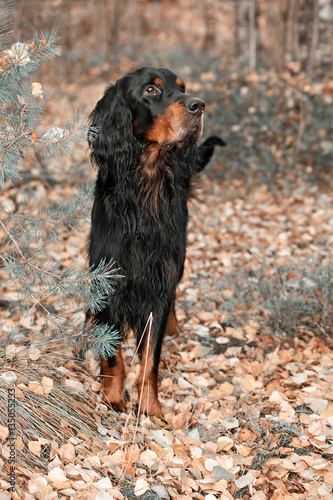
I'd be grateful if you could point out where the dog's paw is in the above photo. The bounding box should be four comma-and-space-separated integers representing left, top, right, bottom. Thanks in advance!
103, 391, 127, 413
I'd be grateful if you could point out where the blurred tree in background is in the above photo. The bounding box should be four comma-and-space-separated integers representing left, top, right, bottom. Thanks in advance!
12, 0, 333, 81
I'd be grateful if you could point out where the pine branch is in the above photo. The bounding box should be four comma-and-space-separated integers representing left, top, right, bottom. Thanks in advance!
0, 2, 122, 479
0, 31, 60, 79
0, 2, 120, 363
0, 0, 14, 48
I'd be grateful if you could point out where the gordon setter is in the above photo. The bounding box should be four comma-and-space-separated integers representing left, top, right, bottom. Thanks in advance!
88, 67, 224, 418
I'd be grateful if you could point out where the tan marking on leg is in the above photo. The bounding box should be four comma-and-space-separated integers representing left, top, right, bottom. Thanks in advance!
101, 349, 126, 412
137, 335, 163, 418
165, 305, 179, 337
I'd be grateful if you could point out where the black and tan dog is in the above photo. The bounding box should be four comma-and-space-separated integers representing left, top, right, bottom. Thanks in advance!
88, 67, 224, 418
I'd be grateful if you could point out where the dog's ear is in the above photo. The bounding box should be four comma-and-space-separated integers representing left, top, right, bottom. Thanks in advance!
88, 83, 140, 178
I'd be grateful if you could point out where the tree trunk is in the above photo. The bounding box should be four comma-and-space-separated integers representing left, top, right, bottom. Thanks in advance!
284, 0, 300, 63
236, 0, 259, 67
249, 0, 257, 68
109, 0, 126, 64
308, 0, 320, 71
317, 0, 332, 69
236, 0, 250, 55
203, 0, 216, 51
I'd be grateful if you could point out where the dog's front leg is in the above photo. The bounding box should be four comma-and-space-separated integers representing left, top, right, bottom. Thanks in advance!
101, 345, 126, 412
136, 303, 171, 419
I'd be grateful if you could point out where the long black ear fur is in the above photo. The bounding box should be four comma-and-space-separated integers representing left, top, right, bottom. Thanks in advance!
88, 84, 141, 179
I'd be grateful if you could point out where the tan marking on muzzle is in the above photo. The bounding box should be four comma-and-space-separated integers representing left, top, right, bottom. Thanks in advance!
147, 101, 190, 144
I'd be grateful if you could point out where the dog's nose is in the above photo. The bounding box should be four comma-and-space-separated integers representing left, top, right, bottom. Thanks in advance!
185, 98, 205, 115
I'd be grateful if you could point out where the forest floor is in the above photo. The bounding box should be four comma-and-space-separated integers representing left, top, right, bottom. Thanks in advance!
1, 57, 333, 500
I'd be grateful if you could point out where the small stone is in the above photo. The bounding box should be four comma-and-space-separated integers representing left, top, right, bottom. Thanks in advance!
193, 324, 210, 337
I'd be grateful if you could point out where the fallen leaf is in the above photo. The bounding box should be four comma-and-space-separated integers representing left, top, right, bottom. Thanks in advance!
236, 444, 252, 457
48, 466, 67, 482
32, 82, 43, 97
205, 458, 219, 471
239, 374, 257, 392
152, 429, 173, 448
221, 417, 239, 429
217, 436, 234, 452
58, 443, 75, 463
28, 440, 41, 456
0, 426, 9, 441
94, 477, 113, 489
31, 130, 38, 144
134, 477, 149, 496
212, 466, 235, 481
140, 449, 158, 468
234, 472, 256, 488
41, 376, 53, 395
28, 476, 48, 494
150, 483, 170, 499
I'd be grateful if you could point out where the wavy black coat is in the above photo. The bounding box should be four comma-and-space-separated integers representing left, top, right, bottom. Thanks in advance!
87, 67, 225, 416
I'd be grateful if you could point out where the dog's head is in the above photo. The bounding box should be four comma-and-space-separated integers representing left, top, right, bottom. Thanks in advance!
126, 67, 204, 149
89, 67, 205, 174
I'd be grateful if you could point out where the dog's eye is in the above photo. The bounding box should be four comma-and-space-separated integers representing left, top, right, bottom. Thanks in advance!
145, 85, 159, 95
180, 84, 185, 93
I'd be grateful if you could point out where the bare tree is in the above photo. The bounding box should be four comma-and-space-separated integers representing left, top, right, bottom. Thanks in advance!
236, 0, 249, 54
280, 0, 331, 72
284, 0, 301, 63
249, 0, 257, 68
108, 0, 127, 64
308, 0, 320, 71
235, 0, 260, 68
317, 0, 332, 69
203, 0, 217, 51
